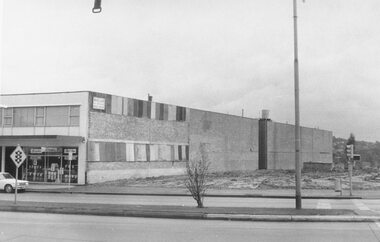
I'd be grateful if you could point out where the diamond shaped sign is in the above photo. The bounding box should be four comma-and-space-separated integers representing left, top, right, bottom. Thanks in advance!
10, 145, 27, 168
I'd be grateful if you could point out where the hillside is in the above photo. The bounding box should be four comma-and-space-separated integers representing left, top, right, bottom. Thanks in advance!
333, 136, 380, 168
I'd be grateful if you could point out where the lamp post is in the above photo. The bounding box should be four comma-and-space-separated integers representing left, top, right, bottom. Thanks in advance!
93, 0, 102, 13
293, 0, 302, 209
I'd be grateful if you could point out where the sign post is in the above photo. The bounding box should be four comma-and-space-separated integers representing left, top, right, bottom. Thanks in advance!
10, 145, 27, 204
346, 144, 354, 196
68, 151, 73, 190
348, 159, 353, 196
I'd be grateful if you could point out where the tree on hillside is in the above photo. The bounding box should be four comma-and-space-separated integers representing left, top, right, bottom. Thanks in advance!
345, 133, 356, 169
333, 135, 380, 168
347, 133, 356, 146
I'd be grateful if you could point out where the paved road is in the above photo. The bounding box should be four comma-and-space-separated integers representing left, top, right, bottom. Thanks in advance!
0, 211, 380, 242
1, 193, 380, 214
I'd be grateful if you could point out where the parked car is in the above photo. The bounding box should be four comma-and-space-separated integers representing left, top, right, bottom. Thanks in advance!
0, 172, 29, 193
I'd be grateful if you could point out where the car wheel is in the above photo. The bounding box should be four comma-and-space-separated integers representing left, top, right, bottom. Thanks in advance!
4, 184, 13, 193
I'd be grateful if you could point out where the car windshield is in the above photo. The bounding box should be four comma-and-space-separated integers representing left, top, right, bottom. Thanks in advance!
3, 173, 14, 179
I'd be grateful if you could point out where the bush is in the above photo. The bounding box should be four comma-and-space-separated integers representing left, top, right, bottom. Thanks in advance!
185, 143, 210, 208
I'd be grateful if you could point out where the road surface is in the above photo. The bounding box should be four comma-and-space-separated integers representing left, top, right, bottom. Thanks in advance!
0, 211, 380, 242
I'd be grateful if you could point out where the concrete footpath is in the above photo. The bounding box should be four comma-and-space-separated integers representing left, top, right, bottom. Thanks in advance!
1, 200, 380, 223
0, 184, 378, 222
27, 183, 380, 199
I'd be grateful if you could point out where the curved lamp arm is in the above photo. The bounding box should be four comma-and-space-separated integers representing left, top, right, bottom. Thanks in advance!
92, 0, 102, 13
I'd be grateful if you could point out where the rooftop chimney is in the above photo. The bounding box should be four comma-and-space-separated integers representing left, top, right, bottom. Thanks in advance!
261, 109, 270, 120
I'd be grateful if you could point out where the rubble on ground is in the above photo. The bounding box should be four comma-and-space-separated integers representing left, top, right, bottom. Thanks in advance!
89, 169, 380, 190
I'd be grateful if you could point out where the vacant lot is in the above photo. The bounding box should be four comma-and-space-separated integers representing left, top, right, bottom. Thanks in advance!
89, 169, 380, 190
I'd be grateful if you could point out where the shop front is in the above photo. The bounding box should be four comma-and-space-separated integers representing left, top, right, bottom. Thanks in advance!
0, 135, 85, 184
1, 146, 78, 184
25, 147, 78, 184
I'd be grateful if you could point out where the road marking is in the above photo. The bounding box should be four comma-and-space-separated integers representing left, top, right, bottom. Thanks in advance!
316, 199, 331, 209
352, 199, 370, 210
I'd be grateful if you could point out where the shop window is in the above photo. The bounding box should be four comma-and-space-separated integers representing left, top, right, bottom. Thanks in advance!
3, 108, 13, 126
45, 106, 69, 126
13, 107, 35, 127
25, 147, 78, 184
35, 107, 45, 126
69, 106, 80, 126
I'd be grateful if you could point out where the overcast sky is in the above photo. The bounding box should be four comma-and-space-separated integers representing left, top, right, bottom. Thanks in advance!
0, 0, 379, 142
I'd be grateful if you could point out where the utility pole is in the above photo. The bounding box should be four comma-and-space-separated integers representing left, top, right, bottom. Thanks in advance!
293, 0, 302, 209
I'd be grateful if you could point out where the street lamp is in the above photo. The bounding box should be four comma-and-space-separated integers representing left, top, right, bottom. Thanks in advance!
293, 0, 302, 209
93, 0, 102, 13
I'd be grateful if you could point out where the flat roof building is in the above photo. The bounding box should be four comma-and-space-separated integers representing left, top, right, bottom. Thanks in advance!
0, 91, 332, 184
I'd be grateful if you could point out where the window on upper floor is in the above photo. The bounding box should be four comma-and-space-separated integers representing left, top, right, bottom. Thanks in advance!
3, 108, 13, 126
0, 105, 80, 127
13, 107, 35, 127
46, 106, 70, 126
45, 106, 80, 127
69, 106, 80, 126
35, 107, 45, 126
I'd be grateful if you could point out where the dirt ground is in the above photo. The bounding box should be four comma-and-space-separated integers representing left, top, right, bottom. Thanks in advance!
89, 169, 380, 190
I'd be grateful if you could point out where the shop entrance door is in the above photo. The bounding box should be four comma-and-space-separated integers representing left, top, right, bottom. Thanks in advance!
46, 155, 62, 183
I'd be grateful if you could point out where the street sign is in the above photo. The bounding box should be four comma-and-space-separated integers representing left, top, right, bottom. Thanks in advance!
93, 97, 105, 110
10, 145, 27, 168
10, 145, 26, 205
353, 154, 361, 161
64, 148, 76, 154
68, 152, 73, 161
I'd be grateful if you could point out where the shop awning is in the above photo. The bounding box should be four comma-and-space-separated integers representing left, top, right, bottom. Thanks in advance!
0, 135, 85, 144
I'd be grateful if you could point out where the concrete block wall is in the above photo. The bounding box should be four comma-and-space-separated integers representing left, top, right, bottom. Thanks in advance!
85, 91, 333, 182
266, 122, 332, 169
88, 112, 189, 143
87, 111, 189, 183
189, 109, 259, 172
310, 128, 333, 163
87, 161, 186, 184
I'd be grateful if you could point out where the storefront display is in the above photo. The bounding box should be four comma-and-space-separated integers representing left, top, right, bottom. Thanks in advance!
25, 147, 78, 184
